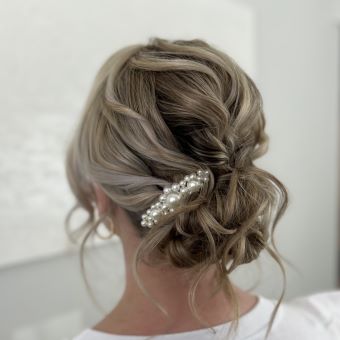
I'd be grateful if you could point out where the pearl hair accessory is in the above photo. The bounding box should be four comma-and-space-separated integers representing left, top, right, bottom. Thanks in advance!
140, 169, 210, 228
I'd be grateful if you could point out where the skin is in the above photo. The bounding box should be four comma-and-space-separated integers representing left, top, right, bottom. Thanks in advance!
92, 184, 259, 336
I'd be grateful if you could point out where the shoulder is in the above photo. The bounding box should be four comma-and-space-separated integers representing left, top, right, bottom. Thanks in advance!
283, 289, 340, 325
268, 290, 340, 339
72, 329, 92, 340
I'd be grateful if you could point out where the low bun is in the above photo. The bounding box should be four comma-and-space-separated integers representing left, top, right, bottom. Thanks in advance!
65, 37, 289, 340
147, 164, 281, 273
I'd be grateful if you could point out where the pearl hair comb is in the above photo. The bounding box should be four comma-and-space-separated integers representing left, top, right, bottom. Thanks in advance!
140, 169, 210, 228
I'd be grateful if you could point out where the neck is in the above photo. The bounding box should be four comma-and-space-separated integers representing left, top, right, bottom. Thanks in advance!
93, 220, 258, 335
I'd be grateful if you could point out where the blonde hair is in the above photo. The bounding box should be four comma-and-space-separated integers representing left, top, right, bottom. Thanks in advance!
65, 37, 289, 339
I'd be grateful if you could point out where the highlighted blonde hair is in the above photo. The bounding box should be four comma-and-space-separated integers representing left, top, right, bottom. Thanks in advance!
65, 37, 289, 339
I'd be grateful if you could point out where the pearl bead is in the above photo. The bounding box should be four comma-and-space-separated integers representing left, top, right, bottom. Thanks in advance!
141, 220, 146, 226
146, 209, 151, 214
189, 174, 196, 180
184, 175, 190, 181
151, 209, 160, 217
172, 184, 180, 191
159, 194, 166, 201
165, 193, 180, 205
188, 180, 198, 188
164, 187, 171, 194
187, 181, 200, 193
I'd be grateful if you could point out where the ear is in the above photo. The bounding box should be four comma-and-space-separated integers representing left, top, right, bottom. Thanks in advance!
93, 183, 110, 215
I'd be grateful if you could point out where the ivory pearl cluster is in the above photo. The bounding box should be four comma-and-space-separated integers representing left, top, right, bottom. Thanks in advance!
140, 169, 210, 228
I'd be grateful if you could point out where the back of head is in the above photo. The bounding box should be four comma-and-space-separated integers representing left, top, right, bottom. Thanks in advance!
65, 37, 289, 339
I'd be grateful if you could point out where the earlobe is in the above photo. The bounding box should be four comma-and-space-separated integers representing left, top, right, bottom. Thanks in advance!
93, 183, 109, 215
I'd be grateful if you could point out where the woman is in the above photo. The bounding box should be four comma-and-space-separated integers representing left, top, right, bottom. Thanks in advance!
66, 37, 339, 339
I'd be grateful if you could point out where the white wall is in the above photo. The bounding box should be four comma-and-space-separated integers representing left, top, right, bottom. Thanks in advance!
0, 0, 256, 268
232, 0, 339, 298
0, 0, 339, 339
334, 0, 340, 20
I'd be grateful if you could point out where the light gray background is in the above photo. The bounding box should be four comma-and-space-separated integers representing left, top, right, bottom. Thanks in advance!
0, 0, 255, 268
0, 0, 339, 339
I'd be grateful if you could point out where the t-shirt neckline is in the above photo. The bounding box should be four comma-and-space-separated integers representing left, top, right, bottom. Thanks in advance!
77, 295, 277, 340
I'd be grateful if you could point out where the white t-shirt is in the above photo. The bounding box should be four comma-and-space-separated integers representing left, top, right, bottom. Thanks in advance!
73, 290, 340, 340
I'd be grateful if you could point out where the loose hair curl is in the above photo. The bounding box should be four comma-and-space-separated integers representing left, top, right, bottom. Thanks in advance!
65, 37, 289, 340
